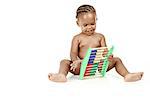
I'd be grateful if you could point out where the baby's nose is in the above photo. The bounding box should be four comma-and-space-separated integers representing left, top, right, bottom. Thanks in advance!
88, 27, 93, 30
87, 26, 92, 29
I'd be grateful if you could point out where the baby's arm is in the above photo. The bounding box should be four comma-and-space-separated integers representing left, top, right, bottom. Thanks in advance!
70, 35, 80, 61
99, 34, 113, 60
100, 34, 107, 47
70, 35, 82, 71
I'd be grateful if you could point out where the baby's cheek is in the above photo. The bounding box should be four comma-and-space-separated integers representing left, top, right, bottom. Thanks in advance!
81, 27, 86, 32
92, 25, 96, 29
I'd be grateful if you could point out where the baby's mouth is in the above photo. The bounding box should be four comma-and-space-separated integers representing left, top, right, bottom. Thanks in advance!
86, 29, 94, 33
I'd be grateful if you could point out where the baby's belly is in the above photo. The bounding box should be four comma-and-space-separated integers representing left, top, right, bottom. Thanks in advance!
79, 51, 86, 59
79, 48, 89, 59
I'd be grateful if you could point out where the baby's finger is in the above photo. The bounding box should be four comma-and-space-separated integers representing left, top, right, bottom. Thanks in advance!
108, 55, 113, 60
110, 54, 113, 58
70, 63, 74, 66
108, 57, 113, 62
70, 66, 73, 70
73, 67, 76, 71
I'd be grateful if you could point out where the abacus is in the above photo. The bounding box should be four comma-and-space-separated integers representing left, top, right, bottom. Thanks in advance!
79, 46, 114, 80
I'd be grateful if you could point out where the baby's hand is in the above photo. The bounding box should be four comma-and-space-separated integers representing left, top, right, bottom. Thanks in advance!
70, 60, 82, 71
108, 54, 113, 62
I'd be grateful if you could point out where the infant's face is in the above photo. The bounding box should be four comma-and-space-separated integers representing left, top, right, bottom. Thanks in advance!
77, 12, 96, 36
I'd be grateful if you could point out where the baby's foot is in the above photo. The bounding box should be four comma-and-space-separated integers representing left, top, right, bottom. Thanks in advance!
48, 73, 67, 82
124, 72, 144, 82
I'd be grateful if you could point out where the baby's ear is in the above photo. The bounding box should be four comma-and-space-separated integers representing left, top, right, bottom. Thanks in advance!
76, 20, 79, 26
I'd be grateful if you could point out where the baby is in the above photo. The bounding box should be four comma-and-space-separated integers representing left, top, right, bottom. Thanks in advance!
48, 4, 143, 82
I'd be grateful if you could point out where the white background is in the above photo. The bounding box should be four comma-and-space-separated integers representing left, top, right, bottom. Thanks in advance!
0, 0, 150, 99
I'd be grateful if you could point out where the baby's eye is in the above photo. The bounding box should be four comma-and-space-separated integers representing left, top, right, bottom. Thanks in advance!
91, 23, 95, 25
84, 24, 88, 27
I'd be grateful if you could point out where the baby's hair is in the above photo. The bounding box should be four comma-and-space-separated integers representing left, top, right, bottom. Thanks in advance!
76, 4, 96, 18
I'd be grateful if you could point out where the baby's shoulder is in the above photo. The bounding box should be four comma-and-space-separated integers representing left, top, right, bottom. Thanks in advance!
72, 34, 81, 42
95, 32, 105, 38
73, 33, 84, 39
73, 34, 80, 39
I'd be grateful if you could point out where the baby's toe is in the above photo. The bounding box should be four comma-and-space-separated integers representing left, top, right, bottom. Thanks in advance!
48, 73, 53, 80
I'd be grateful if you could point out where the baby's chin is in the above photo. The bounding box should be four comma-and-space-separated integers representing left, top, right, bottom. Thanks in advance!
84, 32, 95, 36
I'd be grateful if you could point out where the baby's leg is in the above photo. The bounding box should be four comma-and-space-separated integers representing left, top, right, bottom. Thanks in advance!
107, 57, 143, 82
48, 59, 72, 82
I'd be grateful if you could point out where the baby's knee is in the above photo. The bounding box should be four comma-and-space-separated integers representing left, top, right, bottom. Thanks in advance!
113, 57, 122, 62
60, 59, 71, 65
